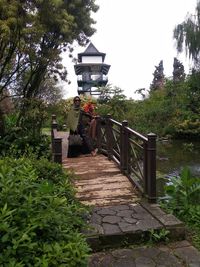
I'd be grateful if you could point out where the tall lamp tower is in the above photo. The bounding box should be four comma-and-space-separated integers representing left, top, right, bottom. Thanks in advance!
74, 42, 110, 95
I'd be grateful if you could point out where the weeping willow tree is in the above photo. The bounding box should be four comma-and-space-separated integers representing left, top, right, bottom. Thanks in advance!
173, 1, 200, 65
173, 1, 200, 136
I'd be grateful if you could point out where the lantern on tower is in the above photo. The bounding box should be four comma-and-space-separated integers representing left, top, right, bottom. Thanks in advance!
74, 42, 110, 95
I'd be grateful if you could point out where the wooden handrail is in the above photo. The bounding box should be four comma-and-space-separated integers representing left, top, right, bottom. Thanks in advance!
126, 127, 148, 142
96, 116, 157, 203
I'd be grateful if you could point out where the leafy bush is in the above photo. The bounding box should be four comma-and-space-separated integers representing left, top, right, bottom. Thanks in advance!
164, 167, 200, 211
0, 157, 90, 266
0, 130, 51, 159
149, 229, 170, 243
161, 167, 200, 249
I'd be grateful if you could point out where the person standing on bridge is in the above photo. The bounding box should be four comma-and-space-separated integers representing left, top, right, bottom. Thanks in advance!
67, 96, 97, 157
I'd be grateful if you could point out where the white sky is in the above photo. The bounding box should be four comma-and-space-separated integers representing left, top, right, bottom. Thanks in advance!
62, 0, 197, 99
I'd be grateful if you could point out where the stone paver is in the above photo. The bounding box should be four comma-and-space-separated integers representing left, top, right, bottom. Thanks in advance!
86, 203, 185, 250
88, 241, 200, 267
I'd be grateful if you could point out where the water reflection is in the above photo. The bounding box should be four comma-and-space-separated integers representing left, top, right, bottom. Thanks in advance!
156, 139, 200, 197
157, 139, 200, 177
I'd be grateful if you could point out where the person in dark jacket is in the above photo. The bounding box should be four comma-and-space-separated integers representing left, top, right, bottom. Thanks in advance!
67, 96, 97, 157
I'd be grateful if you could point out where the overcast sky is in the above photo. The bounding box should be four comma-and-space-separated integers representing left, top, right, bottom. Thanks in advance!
62, 0, 197, 99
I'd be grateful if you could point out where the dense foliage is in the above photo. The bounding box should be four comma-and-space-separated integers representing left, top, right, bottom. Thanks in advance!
161, 167, 200, 249
48, 75, 200, 139
0, 0, 98, 136
0, 110, 51, 158
92, 79, 200, 139
127, 75, 200, 138
0, 157, 90, 266
0, 0, 98, 97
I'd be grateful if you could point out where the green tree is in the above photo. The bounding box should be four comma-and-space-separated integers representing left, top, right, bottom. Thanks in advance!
0, 0, 98, 97
97, 85, 127, 121
187, 70, 200, 115
173, 57, 185, 82
36, 77, 63, 105
150, 60, 165, 91
173, 2, 200, 137
0, 0, 99, 132
174, 1, 200, 65
97, 84, 113, 103
134, 88, 146, 99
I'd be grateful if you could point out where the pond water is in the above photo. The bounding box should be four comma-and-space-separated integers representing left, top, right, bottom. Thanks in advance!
156, 139, 200, 196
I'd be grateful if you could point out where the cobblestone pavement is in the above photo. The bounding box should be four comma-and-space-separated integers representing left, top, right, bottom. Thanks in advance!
88, 240, 200, 267
86, 203, 185, 251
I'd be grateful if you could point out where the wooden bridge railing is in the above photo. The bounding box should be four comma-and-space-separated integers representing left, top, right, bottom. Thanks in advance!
96, 115, 157, 203
51, 114, 62, 164
51, 114, 157, 202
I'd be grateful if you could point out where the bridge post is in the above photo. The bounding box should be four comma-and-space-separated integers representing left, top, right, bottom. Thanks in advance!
144, 141, 148, 195
51, 114, 57, 153
51, 114, 57, 140
51, 114, 58, 129
147, 133, 157, 203
51, 114, 62, 164
120, 120, 128, 174
53, 137, 62, 164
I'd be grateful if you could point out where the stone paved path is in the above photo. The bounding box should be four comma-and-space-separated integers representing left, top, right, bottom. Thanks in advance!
60, 135, 200, 266
88, 240, 200, 267
85, 202, 185, 251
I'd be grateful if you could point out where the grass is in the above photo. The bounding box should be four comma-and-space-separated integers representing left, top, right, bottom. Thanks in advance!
42, 127, 51, 135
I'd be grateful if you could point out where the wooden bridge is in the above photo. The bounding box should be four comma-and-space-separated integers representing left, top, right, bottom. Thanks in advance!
63, 154, 140, 206
51, 114, 157, 203
51, 114, 186, 250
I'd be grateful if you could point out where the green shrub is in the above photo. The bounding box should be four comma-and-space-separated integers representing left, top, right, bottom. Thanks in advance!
0, 132, 51, 159
0, 157, 90, 266
161, 167, 200, 249
164, 167, 200, 211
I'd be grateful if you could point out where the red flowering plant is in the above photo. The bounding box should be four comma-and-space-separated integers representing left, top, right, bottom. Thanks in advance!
83, 102, 95, 115
81, 96, 97, 116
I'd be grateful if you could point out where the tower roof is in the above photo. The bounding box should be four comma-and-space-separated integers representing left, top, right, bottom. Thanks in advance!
78, 42, 106, 62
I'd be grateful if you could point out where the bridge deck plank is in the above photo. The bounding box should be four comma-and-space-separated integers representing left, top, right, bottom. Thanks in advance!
63, 154, 141, 206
